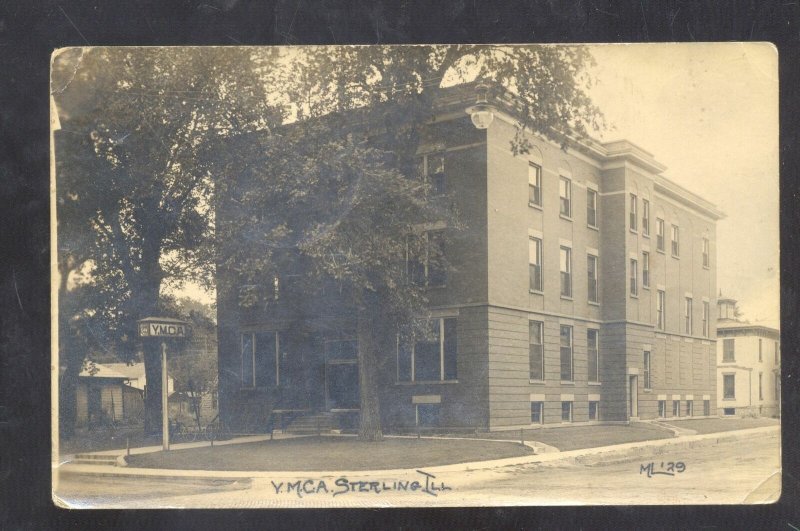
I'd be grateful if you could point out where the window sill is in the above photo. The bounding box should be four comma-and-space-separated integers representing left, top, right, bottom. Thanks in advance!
395, 380, 459, 385
722, 397, 736, 401
529, 289, 544, 295
630, 294, 639, 299
703, 265, 710, 270
559, 214, 573, 222
671, 254, 680, 259
560, 295, 574, 301
560, 381, 575, 386
528, 201, 543, 210
588, 300, 600, 307
529, 379, 546, 385
656, 249, 665, 254
643, 285, 650, 290
642, 233, 650, 239
587, 224, 599, 232
588, 381, 602, 386
643, 388, 652, 393
630, 228, 638, 234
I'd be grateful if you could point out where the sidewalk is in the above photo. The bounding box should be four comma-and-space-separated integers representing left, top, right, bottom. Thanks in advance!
56, 424, 779, 481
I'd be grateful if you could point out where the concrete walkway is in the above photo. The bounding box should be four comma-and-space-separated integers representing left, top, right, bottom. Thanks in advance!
56, 424, 779, 481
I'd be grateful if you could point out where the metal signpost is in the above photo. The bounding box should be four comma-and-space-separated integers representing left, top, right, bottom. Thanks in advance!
138, 317, 191, 451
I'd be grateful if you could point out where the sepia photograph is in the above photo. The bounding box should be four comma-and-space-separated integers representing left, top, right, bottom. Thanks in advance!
50, 43, 780, 508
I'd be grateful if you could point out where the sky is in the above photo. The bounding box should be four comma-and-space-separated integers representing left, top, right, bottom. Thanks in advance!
588, 43, 779, 328
174, 43, 780, 329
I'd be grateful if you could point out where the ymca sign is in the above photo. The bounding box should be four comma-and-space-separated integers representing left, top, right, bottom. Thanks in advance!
138, 317, 191, 339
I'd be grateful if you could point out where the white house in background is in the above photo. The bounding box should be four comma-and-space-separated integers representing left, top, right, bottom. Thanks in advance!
716, 296, 780, 417
76, 362, 175, 426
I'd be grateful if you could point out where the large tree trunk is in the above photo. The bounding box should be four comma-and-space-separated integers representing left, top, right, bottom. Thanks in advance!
357, 307, 383, 442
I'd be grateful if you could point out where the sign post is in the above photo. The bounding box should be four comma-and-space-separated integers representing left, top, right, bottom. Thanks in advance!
138, 317, 191, 452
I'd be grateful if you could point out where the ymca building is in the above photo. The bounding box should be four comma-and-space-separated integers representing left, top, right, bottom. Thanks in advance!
217, 85, 725, 432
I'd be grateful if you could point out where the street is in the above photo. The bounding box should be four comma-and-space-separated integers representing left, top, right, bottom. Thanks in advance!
54, 430, 780, 508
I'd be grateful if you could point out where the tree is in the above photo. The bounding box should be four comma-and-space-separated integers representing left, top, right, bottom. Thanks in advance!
52, 47, 283, 434
218, 45, 604, 440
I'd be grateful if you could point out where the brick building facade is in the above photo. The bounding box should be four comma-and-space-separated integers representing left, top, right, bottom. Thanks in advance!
217, 85, 724, 431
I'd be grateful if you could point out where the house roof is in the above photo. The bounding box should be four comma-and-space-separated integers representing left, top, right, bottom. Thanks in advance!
78, 363, 130, 380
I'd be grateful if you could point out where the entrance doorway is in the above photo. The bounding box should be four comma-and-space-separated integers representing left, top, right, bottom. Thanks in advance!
324, 339, 360, 411
629, 375, 638, 419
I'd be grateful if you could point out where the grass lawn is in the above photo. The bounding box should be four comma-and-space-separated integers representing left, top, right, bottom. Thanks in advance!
664, 416, 779, 434
60, 427, 159, 455
452, 423, 675, 452
126, 436, 533, 471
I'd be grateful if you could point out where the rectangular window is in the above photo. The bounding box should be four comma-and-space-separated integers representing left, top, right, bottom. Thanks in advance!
630, 258, 638, 296
588, 329, 599, 383
702, 301, 710, 337
629, 193, 638, 231
723, 374, 735, 399
658, 400, 666, 418
657, 290, 666, 330
723, 338, 735, 362
672, 400, 680, 417
684, 297, 693, 334
398, 318, 457, 382
589, 401, 599, 421
560, 246, 572, 298
671, 225, 680, 257
703, 400, 710, 416
587, 254, 599, 303
407, 231, 446, 288
587, 188, 598, 227
528, 163, 542, 207
529, 237, 543, 292
702, 237, 710, 268
686, 400, 693, 416
426, 231, 447, 287
529, 321, 544, 381
559, 177, 572, 217
426, 152, 446, 195
642, 199, 650, 236
560, 325, 573, 381
758, 339, 763, 362
642, 252, 650, 288
643, 351, 651, 389
531, 401, 543, 424
561, 401, 573, 422
656, 218, 665, 251
759, 372, 763, 400
723, 407, 736, 416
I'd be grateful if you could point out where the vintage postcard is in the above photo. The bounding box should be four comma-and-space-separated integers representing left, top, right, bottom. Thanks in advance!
51, 43, 780, 508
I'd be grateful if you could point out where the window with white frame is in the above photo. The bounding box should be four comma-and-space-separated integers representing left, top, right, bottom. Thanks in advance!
642, 199, 650, 236
630, 258, 638, 297
759, 372, 763, 400
531, 401, 543, 424
629, 193, 638, 231
559, 177, 572, 217
588, 329, 599, 383
656, 218, 665, 251
686, 400, 693, 416
723, 338, 735, 362
529, 237, 543, 292
684, 297, 693, 334
658, 400, 666, 418
759, 338, 763, 362
642, 251, 650, 288
673, 400, 680, 417
241, 331, 279, 388
702, 301, 710, 337
561, 401, 573, 422
528, 163, 542, 207
723, 373, 735, 399
407, 231, 446, 288
589, 401, 599, 420
657, 290, 666, 330
397, 318, 457, 382
560, 246, 572, 298
529, 320, 544, 381
671, 225, 680, 257
560, 325, 573, 381
587, 254, 599, 303
643, 350, 652, 389
587, 188, 598, 228
423, 152, 446, 195
702, 237, 710, 268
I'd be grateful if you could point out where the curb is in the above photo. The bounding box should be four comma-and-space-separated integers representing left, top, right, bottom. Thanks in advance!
55, 425, 779, 482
